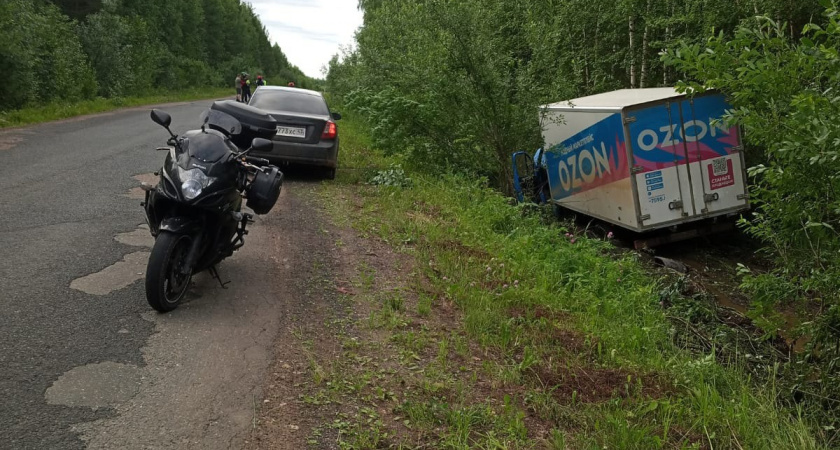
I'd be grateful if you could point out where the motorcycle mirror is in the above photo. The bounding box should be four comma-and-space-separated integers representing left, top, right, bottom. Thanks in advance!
150, 109, 172, 128
250, 138, 273, 153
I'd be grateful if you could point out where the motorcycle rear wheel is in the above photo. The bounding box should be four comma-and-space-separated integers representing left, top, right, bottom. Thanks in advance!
146, 231, 193, 313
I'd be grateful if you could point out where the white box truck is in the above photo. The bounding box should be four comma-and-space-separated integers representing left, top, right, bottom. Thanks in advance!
517, 88, 749, 234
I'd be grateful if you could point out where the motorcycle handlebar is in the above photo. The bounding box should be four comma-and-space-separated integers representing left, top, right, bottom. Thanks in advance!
244, 156, 270, 166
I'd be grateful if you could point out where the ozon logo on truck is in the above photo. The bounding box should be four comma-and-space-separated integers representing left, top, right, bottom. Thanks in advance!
555, 140, 617, 192
549, 114, 628, 196
635, 118, 730, 152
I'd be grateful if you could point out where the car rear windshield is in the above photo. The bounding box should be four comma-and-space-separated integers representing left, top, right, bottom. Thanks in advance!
250, 91, 329, 116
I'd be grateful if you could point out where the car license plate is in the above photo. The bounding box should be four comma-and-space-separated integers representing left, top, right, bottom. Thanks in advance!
277, 126, 305, 138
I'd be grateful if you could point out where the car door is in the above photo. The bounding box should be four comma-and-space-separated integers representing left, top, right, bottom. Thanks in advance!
512, 151, 537, 203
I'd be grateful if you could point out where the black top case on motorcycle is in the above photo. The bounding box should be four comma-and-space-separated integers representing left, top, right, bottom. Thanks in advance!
209, 101, 277, 150
208, 101, 282, 215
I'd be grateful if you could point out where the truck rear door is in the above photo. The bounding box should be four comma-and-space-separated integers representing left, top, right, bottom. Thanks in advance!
681, 94, 748, 216
626, 101, 698, 228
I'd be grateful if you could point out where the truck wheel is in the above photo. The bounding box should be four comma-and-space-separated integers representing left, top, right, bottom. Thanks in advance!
552, 203, 565, 220
552, 203, 577, 221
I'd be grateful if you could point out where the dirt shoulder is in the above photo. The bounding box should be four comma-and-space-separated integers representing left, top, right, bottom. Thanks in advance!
251, 183, 678, 449
250, 183, 416, 448
253, 172, 822, 449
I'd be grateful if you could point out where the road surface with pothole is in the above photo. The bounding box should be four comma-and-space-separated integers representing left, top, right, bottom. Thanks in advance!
0, 102, 334, 449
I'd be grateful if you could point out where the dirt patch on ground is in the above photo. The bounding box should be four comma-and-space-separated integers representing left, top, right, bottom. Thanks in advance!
246, 182, 350, 449
125, 173, 159, 200
250, 185, 677, 448
509, 306, 596, 355
251, 183, 434, 448
413, 200, 444, 220
252, 186, 528, 447
644, 231, 813, 356
0, 132, 26, 151
531, 364, 669, 405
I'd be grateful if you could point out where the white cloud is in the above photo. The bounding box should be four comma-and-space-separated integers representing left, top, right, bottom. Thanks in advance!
247, 0, 363, 79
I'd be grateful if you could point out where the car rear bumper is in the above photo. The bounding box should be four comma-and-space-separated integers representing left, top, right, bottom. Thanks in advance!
253, 139, 338, 168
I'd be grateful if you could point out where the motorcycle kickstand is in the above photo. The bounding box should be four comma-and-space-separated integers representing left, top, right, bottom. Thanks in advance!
208, 265, 231, 289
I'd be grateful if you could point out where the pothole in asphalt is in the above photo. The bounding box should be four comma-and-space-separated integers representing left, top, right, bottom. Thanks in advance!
125, 173, 158, 200
45, 362, 141, 409
70, 252, 150, 296
0, 133, 24, 151
115, 224, 154, 248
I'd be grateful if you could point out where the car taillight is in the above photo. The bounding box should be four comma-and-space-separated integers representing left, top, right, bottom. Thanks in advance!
321, 121, 337, 140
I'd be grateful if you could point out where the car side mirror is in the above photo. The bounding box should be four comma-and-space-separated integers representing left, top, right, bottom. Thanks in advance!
150, 109, 172, 128
251, 137, 273, 153
331, 112, 342, 121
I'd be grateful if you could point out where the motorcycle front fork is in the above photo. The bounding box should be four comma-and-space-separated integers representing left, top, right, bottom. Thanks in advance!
182, 231, 204, 276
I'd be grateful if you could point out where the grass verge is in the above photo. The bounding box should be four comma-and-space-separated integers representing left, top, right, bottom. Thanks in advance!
0, 87, 232, 129
304, 111, 821, 448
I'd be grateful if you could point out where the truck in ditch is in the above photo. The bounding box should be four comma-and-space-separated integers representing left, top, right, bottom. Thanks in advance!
513, 88, 750, 247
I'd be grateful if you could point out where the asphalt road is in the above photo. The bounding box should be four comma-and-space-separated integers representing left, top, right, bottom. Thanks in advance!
0, 101, 315, 449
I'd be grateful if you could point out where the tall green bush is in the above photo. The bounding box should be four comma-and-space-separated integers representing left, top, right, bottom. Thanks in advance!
662, 3, 840, 410
328, 0, 822, 190
79, 11, 152, 98
0, 0, 96, 109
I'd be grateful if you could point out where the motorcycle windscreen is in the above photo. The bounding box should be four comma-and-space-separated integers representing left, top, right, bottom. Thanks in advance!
182, 130, 236, 164
201, 109, 242, 137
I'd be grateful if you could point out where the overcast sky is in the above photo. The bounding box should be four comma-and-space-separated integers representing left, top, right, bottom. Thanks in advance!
248, 0, 363, 79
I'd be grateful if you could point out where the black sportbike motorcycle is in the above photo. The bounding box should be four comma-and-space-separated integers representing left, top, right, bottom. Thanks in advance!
142, 101, 283, 312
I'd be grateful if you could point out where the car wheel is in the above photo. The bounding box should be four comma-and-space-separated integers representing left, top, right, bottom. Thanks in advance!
324, 167, 336, 180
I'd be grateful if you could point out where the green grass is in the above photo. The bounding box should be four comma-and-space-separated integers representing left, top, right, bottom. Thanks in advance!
0, 87, 232, 129
313, 110, 822, 448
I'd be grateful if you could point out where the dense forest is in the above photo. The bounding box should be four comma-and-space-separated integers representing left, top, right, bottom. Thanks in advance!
327, 0, 840, 441
0, 0, 318, 112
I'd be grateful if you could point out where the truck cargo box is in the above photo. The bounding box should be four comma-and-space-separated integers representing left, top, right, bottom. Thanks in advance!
538, 88, 748, 232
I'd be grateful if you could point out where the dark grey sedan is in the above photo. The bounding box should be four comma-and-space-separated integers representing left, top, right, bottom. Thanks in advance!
248, 86, 341, 179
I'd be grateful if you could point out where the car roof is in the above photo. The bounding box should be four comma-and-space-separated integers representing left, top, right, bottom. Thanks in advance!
253, 86, 323, 97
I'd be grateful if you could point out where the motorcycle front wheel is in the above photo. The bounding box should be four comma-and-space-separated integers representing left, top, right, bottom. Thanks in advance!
145, 231, 193, 312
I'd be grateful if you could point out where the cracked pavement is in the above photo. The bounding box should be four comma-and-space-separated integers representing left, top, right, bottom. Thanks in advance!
0, 102, 332, 449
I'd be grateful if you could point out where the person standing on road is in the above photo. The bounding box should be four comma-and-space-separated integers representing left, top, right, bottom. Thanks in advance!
256, 75, 266, 87
244, 76, 252, 103
235, 73, 242, 102
241, 73, 252, 103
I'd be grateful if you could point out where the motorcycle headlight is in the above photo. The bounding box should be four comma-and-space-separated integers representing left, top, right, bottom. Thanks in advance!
182, 179, 203, 199
176, 167, 215, 200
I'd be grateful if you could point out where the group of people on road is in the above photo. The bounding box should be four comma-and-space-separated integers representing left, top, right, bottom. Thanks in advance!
235, 72, 297, 103
235, 72, 266, 103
